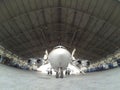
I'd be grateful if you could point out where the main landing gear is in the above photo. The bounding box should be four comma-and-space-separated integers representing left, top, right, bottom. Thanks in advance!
47, 68, 52, 75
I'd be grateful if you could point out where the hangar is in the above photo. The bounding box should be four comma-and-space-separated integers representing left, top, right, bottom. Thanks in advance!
0, 0, 120, 90
0, 0, 120, 60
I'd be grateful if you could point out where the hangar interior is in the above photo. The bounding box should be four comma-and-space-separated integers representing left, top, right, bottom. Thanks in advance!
0, 0, 120, 90
0, 0, 120, 63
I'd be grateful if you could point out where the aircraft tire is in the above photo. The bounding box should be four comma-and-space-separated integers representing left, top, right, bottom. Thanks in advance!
65, 71, 67, 75
56, 72, 59, 78
48, 71, 49, 75
50, 71, 52, 75
68, 71, 70, 75
60, 70, 63, 78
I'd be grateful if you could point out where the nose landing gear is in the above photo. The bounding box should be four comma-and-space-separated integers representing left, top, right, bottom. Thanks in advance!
56, 67, 63, 78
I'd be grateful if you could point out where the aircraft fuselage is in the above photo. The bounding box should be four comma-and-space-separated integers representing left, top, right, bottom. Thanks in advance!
48, 46, 72, 78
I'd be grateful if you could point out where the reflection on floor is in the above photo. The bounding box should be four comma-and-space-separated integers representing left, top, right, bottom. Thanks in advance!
0, 64, 120, 90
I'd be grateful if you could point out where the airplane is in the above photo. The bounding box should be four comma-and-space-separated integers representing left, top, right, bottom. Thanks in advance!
27, 45, 90, 78
43, 45, 90, 78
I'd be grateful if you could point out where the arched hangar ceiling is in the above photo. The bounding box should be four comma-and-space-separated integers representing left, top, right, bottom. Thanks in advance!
0, 0, 120, 61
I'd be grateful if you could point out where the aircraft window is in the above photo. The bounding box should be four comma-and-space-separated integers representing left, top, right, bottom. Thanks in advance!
54, 46, 66, 49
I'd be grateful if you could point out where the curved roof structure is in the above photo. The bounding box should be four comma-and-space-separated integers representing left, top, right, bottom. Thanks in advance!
0, 0, 120, 60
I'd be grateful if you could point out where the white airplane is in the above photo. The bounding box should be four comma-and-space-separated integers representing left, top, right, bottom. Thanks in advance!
43, 45, 82, 78
28, 45, 90, 78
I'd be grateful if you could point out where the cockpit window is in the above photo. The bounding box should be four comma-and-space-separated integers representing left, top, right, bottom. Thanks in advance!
54, 46, 66, 49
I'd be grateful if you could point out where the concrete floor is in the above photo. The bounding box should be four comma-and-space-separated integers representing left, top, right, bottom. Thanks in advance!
0, 64, 120, 90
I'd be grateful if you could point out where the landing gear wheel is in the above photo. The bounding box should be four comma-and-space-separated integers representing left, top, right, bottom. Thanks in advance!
60, 71, 63, 78
68, 71, 70, 75
56, 72, 59, 78
65, 70, 70, 75
50, 71, 52, 75
65, 71, 67, 75
48, 71, 49, 75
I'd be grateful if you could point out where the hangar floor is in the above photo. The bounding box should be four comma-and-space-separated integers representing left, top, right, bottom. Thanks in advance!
0, 64, 120, 90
